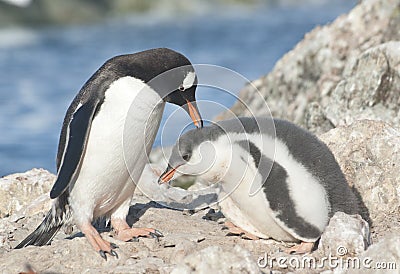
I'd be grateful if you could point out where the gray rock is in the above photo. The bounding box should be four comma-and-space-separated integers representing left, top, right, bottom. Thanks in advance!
0, 190, 274, 273
0, 168, 54, 218
326, 42, 400, 128
167, 238, 198, 263
319, 120, 400, 240
115, 256, 169, 274
3, 119, 397, 272
318, 212, 371, 257
171, 245, 261, 274
0, 217, 17, 250
347, 234, 400, 274
217, 0, 400, 133
304, 102, 334, 134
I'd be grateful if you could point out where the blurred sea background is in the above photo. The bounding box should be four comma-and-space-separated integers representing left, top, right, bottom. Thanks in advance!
0, 0, 357, 176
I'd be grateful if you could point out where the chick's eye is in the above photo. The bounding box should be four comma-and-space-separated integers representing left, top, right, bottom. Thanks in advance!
182, 154, 190, 161
179, 84, 185, 91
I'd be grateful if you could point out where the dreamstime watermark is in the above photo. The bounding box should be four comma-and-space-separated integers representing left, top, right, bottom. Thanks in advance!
257, 246, 398, 271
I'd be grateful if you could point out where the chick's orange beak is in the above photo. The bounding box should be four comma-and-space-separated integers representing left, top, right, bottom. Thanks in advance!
186, 99, 203, 128
159, 167, 177, 184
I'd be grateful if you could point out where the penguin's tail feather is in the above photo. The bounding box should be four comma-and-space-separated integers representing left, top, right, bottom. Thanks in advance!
15, 193, 70, 249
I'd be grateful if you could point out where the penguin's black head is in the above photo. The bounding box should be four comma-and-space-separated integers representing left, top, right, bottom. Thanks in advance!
163, 69, 203, 129
158, 57, 203, 129
109, 48, 203, 128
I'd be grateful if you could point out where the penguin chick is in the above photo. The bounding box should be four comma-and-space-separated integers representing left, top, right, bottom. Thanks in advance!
160, 117, 360, 253
15, 48, 203, 259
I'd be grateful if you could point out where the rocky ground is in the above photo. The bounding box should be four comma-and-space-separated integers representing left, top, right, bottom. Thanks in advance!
0, 156, 397, 274
1, 0, 400, 273
0, 121, 400, 273
0, 119, 399, 273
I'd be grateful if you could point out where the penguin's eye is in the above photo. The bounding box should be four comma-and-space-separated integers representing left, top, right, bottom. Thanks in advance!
179, 84, 185, 92
182, 154, 190, 161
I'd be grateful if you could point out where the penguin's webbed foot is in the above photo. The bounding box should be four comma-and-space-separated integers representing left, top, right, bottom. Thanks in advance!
285, 241, 314, 254
116, 227, 164, 242
111, 217, 163, 242
80, 223, 119, 260
222, 221, 259, 240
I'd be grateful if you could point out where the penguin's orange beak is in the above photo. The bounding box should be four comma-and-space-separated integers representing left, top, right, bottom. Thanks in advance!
185, 99, 203, 128
158, 165, 179, 184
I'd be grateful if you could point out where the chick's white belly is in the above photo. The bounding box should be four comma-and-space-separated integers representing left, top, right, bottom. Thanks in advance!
219, 189, 296, 241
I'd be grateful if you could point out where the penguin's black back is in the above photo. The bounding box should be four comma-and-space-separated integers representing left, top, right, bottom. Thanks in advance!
56, 48, 192, 170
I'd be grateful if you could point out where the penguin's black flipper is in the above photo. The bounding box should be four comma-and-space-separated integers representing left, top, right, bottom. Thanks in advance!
50, 100, 100, 199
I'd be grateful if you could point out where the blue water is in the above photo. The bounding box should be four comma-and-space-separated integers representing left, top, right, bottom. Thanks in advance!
0, 1, 357, 176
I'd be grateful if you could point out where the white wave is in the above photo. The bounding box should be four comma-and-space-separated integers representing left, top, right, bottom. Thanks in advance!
0, 0, 31, 7
0, 28, 39, 48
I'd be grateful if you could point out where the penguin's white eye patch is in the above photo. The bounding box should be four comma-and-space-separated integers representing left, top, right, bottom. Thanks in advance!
181, 71, 196, 91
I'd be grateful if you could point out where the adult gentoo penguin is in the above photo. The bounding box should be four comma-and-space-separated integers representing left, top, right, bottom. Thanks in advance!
159, 117, 360, 253
16, 48, 203, 259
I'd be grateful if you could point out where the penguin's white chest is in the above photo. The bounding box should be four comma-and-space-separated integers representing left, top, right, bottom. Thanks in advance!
70, 77, 164, 221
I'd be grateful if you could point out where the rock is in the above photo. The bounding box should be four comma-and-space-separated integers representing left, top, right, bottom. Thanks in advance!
9, 194, 51, 223
320, 120, 400, 240
304, 102, 334, 134
0, 168, 55, 218
4, 119, 398, 272
347, 234, 400, 274
168, 238, 197, 263
1, 192, 276, 273
318, 212, 371, 257
171, 245, 261, 274
0, 217, 17, 250
326, 42, 400, 128
218, 0, 400, 134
